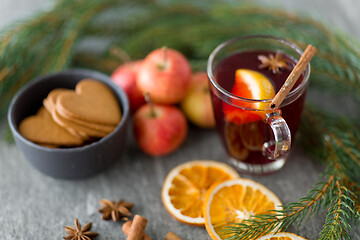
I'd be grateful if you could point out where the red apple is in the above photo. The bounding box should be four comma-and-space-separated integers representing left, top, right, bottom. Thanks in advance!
181, 72, 216, 128
137, 47, 192, 104
133, 104, 188, 156
111, 60, 145, 113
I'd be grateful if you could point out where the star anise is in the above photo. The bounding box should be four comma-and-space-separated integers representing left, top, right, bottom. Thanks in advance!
63, 218, 99, 240
98, 198, 134, 222
258, 52, 289, 74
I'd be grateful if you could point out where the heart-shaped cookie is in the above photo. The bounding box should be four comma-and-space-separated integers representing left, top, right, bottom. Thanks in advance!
19, 107, 83, 146
56, 79, 122, 125
51, 107, 109, 138
44, 88, 115, 136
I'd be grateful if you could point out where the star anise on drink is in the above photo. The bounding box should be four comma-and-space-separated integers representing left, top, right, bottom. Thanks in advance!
258, 52, 289, 74
63, 218, 99, 240
98, 198, 134, 222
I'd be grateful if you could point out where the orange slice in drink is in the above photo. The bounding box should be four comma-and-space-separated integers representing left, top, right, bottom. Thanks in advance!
240, 121, 266, 151
223, 69, 275, 125
161, 160, 240, 226
256, 232, 308, 240
224, 121, 249, 161
203, 178, 282, 240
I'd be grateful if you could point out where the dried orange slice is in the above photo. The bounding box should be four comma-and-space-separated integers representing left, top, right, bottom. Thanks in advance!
203, 178, 282, 240
161, 160, 240, 226
256, 232, 308, 240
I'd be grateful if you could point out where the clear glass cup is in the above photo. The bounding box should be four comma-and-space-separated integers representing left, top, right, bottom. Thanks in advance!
207, 35, 310, 174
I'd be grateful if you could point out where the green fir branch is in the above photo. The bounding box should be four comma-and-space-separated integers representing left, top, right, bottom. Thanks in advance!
221, 124, 360, 240
317, 136, 359, 240
319, 180, 355, 240
221, 172, 335, 239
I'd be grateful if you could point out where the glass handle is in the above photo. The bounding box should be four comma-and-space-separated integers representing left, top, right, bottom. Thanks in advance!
263, 111, 291, 160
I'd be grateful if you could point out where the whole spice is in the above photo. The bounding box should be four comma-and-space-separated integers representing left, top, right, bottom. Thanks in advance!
127, 215, 148, 240
63, 218, 99, 240
98, 198, 134, 222
122, 220, 152, 240
258, 52, 289, 74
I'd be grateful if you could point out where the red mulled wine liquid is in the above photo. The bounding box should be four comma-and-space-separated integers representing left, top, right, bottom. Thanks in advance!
211, 50, 307, 166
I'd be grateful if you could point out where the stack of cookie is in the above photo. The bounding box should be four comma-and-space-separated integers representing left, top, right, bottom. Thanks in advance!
19, 79, 122, 148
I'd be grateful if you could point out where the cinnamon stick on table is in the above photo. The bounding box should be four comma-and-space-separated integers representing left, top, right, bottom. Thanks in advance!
165, 231, 182, 240
270, 44, 317, 109
122, 220, 152, 240
126, 215, 149, 240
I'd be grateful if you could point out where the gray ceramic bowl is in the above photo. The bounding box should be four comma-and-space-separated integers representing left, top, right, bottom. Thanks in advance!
7, 69, 130, 179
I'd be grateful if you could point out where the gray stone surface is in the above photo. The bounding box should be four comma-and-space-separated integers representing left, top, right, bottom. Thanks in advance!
0, 123, 339, 240
0, 0, 360, 239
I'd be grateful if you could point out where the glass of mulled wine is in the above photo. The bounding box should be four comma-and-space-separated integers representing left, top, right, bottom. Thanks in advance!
207, 35, 310, 174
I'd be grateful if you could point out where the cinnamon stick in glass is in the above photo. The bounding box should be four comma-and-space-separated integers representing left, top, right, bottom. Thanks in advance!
270, 44, 317, 109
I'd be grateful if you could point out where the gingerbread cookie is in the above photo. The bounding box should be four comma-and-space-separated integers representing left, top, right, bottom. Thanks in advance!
56, 79, 122, 125
44, 88, 116, 136
19, 107, 83, 146
43, 89, 89, 140
51, 108, 109, 138
43, 88, 71, 112
19, 79, 122, 148
58, 110, 117, 132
